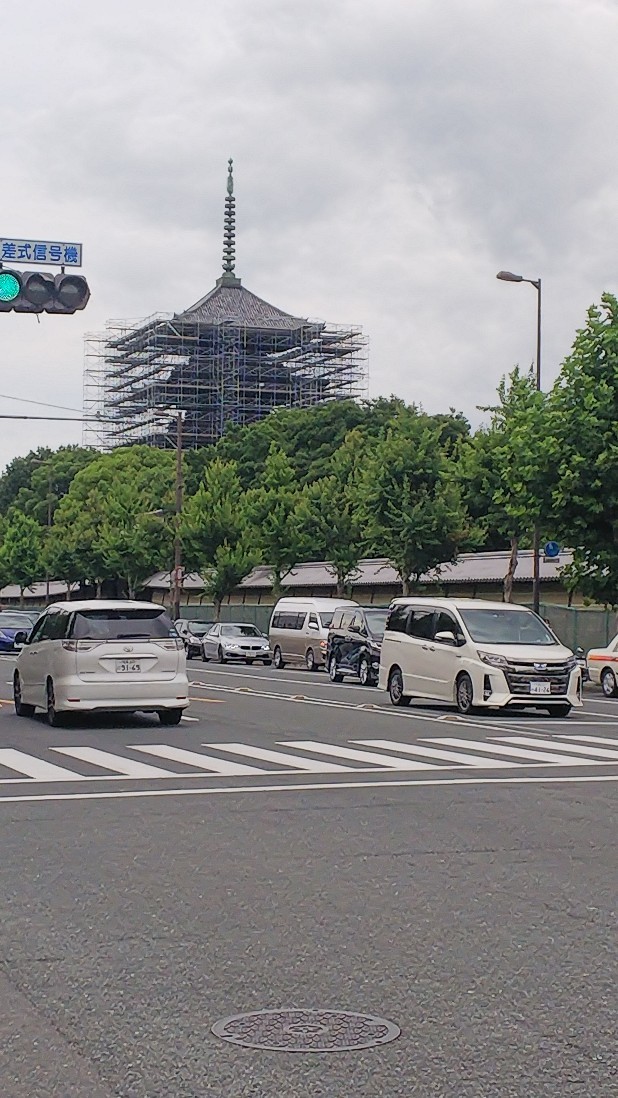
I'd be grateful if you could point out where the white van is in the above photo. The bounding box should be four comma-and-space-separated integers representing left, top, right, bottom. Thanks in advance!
13, 600, 189, 726
269, 597, 357, 671
378, 597, 582, 716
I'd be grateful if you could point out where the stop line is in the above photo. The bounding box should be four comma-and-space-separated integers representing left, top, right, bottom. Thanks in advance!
0, 733, 617, 785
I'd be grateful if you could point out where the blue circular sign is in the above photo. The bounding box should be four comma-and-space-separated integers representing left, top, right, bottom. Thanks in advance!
544, 541, 560, 558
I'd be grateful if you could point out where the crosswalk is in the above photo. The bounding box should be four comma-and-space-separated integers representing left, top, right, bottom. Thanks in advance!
0, 734, 617, 784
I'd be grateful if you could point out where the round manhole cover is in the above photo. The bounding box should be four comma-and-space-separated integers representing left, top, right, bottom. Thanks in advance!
211, 1009, 400, 1052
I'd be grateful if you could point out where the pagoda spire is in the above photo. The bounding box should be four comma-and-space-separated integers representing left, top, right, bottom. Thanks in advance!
218, 158, 241, 287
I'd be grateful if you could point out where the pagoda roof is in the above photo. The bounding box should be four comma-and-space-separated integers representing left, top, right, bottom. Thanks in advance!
178, 278, 309, 330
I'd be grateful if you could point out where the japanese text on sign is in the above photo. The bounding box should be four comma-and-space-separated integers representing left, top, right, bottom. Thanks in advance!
0, 238, 82, 267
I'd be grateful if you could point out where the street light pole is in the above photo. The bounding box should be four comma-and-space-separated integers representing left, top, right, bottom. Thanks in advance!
496, 270, 542, 616
171, 411, 184, 621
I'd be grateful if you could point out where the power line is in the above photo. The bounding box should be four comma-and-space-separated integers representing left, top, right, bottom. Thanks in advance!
0, 392, 84, 414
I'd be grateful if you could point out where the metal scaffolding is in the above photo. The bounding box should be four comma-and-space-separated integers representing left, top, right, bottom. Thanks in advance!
83, 161, 367, 451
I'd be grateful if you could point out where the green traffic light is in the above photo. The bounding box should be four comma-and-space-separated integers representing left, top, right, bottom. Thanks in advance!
0, 271, 21, 302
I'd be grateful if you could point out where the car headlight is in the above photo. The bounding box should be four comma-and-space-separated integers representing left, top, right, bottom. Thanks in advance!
565, 658, 578, 671
478, 651, 508, 668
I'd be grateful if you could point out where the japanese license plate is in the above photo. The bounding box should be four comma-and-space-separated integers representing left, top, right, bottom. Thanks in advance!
530, 681, 551, 694
116, 660, 141, 673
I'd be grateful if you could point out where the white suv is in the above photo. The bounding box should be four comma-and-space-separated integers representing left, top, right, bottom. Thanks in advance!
378, 597, 582, 717
13, 600, 188, 726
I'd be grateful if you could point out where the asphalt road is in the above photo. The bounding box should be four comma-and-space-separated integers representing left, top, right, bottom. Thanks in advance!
0, 656, 617, 1097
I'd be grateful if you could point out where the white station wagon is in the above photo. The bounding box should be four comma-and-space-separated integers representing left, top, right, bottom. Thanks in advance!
13, 600, 189, 726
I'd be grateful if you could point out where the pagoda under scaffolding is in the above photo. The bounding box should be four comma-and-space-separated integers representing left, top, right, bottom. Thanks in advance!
83, 160, 368, 450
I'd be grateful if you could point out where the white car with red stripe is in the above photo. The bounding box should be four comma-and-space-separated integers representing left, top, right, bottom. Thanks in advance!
586, 635, 618, 696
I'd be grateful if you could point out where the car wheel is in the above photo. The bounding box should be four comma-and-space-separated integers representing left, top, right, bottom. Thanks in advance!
601, 668, 618, 697
388, 666, 411, 707
273, 646, 285, 670
46, 678, 63, 727
158, 708, 183, 726
201, 648, 209, 662
455, 672, 475, 715
305, 648, 318, 672
13, 673, 35, 718
545, 703, 571, 717
358, 655, 372, 686
217, 646, 227, 664
329, 655, 343, 683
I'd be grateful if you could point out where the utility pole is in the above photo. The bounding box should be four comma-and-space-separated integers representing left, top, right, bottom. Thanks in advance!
45, 467, 52, 604
171, 411, 184, 620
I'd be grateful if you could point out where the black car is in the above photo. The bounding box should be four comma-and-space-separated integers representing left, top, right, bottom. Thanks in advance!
326, 606, 388, 686
175, 619, 215, 658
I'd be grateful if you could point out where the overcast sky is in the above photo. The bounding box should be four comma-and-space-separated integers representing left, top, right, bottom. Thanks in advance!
1, 0, 617, 472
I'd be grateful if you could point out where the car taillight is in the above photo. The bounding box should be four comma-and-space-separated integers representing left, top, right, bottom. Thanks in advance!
155, 639, 184, 651
61, 640, 102, 652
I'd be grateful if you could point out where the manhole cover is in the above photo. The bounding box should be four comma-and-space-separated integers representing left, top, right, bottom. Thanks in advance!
211, 1009, 400, 1052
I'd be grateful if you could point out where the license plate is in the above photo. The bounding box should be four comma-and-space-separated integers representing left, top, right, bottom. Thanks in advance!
530, 681, 551, 695
116, 660, 141, 673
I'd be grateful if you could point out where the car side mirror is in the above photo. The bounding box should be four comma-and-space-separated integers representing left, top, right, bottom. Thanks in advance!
434, 630, 457, 646
14, 631, 28, 646
575, 646, 584, 658
308, 622, 319, 631
348, 623, 360, 634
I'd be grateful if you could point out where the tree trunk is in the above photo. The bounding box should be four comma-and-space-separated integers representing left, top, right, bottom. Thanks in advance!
127, 579, 135, 600
336, 574, 346, 598
504, 535, 519, 603
401, 574, 412, 597
19, 586, 24, 610
213, 598, 222, 622
96, 579, 103, 599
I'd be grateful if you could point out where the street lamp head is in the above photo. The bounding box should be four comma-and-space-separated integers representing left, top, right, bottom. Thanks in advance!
496, 270, 524, 282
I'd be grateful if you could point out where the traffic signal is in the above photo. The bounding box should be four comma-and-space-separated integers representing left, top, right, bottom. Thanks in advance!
0, 269, 90, 313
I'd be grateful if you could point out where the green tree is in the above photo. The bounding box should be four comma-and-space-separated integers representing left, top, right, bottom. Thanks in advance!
13, 446, 96, 526
357, 412, 469, 595
243, 443, 306, 596
47, 446, 176, 593
462, 368, 552, 600
181, 458, 257, 616
549, 293, 618, 605
0, 447, 53, 515
0, 511, 44, 606
296, 429, 368, 595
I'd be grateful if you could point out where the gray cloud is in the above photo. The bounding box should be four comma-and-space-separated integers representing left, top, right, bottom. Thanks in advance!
1, 0, 617, 469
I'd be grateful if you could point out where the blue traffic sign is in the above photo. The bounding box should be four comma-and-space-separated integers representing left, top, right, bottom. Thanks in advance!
544, 541, 560, 558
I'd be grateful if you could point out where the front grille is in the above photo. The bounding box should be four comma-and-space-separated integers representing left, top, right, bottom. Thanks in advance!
504, 660, 572, 696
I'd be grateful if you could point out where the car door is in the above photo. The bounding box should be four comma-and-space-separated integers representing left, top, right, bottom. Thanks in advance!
204, 624, 220, 660
334, 610, 356, 671
24, 612, 63, 706
427, 609, 465, 699
400, 607, 438, 697
18, 614, 49, 705
345, 611, 366, 674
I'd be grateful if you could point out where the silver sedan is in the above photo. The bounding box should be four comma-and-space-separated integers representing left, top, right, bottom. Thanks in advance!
202, 623, 272, 665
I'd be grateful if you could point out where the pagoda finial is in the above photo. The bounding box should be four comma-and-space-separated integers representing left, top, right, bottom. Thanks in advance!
222, 158, 236, 275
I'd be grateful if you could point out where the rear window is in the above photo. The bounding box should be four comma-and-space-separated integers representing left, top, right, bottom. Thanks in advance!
70, 608, 176, 641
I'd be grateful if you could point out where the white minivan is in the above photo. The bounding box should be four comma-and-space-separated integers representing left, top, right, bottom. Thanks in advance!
378, 597, 582, 716
269, 597, 357, 671
13, 600, 189, 726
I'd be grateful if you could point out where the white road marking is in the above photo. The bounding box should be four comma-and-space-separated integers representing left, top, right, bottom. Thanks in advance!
427, 737, 607, 766
278, 740, 437, 770
52, 746, 179, 778
201, 742, 355, 772
558, 734, 618, 746
0, 748, 85, 782
133, 744, 268, 776
355, 739, 517, 768
2, 771, 618, 805
498, 736, 618, 761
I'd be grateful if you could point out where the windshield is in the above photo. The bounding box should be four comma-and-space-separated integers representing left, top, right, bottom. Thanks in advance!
364, 609, 388, 637
0, 613, 33, 629
187, 622, 212, 636
71, 608, 176, 641
221, 624, 261, 637
459, 608, 557, 646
